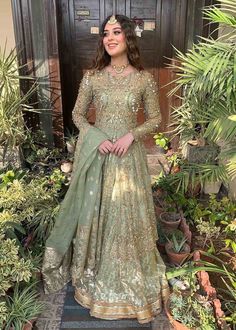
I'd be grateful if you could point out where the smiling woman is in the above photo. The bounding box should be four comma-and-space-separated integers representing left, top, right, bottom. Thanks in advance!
42, 14, 169, 325
103, 23, 127, 60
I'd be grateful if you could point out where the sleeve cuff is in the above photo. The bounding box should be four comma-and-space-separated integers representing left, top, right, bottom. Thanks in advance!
129, 129, 140, 142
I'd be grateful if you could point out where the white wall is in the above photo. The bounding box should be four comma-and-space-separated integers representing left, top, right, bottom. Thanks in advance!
0, 0, 16, 53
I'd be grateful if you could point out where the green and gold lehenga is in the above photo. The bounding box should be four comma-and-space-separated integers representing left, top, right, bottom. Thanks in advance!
42, 70, 169, 324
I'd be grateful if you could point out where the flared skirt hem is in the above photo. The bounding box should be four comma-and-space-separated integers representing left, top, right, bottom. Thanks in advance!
74, 286, 165, 324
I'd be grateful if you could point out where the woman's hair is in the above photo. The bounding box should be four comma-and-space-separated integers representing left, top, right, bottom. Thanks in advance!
91, 15, 143, 71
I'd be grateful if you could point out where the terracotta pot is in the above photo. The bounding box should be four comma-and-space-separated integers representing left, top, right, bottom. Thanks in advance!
179, 218, 192, 245
187, 182, 201, 197
33, 270, 42, 281
156, 240, 166, 254
159, 212, 181, 231
165, 241, 191, 265
9, 319, 36, 330
193, 251, 230, 330
171, 165, 181, 174
23, 319, 36, 330
165, 295, 191, 330
154, 204, 164, 217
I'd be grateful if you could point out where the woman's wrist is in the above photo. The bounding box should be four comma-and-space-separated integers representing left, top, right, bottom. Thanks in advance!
128, 131, 135, 142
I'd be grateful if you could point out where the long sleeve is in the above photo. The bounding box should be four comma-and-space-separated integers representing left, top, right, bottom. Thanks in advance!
72, 71, 93, 134
130, 72, 161, 141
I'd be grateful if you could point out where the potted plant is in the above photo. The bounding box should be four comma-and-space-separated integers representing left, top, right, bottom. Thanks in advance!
182, 139, 220, 165
168, 0, 236, 191
157, 222, 184, 255
191, 195, 236, 252
166, 254, 234, 329
65, 128, 78, 154
193, 251, 232, 330
0, 236, 37, 329
0, 46, 37, 168
165, 288, 218, 330
3, 283, 44, 330
165, 267, 220, 330
165, 232, 190, 265
156, 221, 167, 254
23, 130, 67, 175
159, 212, 182, 231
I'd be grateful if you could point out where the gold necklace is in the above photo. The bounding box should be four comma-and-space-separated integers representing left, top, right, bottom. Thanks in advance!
111, 63, 129, 74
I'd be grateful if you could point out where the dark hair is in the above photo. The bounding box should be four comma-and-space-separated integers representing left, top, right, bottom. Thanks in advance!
91, 15, 143, 71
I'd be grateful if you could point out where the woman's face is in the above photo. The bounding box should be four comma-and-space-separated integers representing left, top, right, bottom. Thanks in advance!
103, 22, 127, 58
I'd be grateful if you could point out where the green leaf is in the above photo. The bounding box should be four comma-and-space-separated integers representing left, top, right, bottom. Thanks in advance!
228, 115, 236, 121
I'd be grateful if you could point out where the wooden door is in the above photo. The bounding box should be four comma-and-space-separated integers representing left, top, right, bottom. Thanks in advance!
57, 0, 217, 138
57, 0, 182, 133
11, 0, 217, 146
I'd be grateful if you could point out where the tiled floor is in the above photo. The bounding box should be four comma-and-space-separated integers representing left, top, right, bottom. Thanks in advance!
35, 284, 173, 330
34, 285, 67, 330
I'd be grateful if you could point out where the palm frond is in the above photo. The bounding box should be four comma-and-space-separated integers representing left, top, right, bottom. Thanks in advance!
204, 7, 236, 27
205, 118, 236, 142
0, 45, 38, 152
165, 163, 228, 193
227, 162, 236, 179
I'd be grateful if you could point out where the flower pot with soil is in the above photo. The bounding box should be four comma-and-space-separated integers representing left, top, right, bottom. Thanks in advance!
23, 319, 36, 330
193, 250, 231, 330
157, 222, 184, 255
203, 180, 222, 194
165, 233, 190, 265
156, 221, 167, 254
166, 249, 232, 329
165, 289, 218, 330
182, 141, 220, 165
165, 294, 191, 330
159, 212, 182, 231
179, 217, 192, 245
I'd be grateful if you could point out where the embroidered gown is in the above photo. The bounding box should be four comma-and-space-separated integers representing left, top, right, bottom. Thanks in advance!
42, 69, 169, 324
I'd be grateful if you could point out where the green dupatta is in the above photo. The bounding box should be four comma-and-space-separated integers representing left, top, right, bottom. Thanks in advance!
42, 126, 108, 293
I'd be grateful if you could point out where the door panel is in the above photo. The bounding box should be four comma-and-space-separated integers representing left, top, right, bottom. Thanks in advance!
74, 0, 100, 18
130, 0, 156, 19
75, 20, 100, 50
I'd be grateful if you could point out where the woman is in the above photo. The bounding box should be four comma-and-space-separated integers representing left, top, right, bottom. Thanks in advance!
42, 14, 169, 324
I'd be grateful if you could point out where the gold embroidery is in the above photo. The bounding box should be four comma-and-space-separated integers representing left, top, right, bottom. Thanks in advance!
42, 246, 72, 294
74, 286, 168, 324
72, 71, 93, 135
72, 70, 161, 140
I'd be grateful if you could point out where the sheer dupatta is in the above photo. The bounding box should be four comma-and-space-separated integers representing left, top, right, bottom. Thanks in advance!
42, 126, 108, 293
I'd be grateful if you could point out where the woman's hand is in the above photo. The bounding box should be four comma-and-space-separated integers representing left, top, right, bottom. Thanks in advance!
111, 133, 134, 157
98, 140, 113, 155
